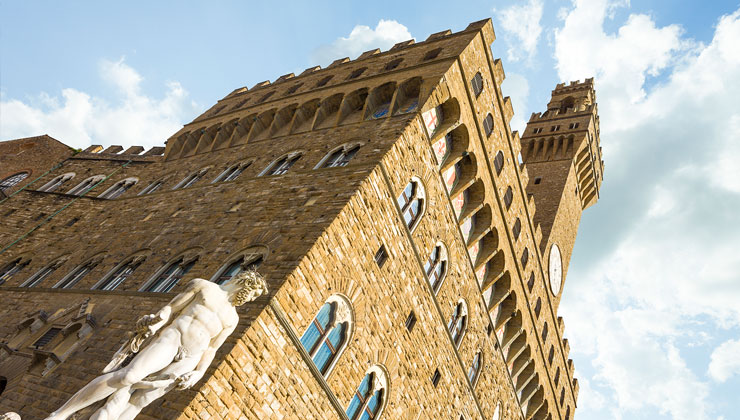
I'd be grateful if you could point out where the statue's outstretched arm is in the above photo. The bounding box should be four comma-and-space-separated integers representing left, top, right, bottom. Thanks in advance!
175, 323, 236, 390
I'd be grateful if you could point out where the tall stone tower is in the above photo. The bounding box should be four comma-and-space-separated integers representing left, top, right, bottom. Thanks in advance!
520, 79, 604, 308
0, 19, 602, 420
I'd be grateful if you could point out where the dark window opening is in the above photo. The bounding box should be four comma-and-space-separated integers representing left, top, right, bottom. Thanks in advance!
405, 311, 417, 332
483, 113, 494, 136
471, 72, 484, 97
424, 48, 442, 61
33, 327, 61, 349
542, 322, 549, 341
67, 217, 80, 227
513, 218, 522, 240
494, 151, 505, 174
347, 68, 367, 79
548, 346, 555, 365
503, 187, 513, 209
257, 91, 274, 104
487, 322, 494, 336
535, 297, 542, 318
534, 177, 542, 185
316, 76, 333, 87
527, 273, 535, 292
521, 248, 529, 268
286, 83, 303, 95
385, 58, 403, 71
431, 369, 441, 387
374, 245, 388, 268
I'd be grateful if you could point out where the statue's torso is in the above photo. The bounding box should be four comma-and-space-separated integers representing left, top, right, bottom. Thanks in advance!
167, 280, 238, 352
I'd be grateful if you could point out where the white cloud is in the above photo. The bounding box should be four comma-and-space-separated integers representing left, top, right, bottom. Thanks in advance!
0, 58, 200, 150
555, 2, 740, 420
501, 72, 530, 133
708, 338, 740, 382
496, 0, 544, 63
311, 20, 413, 66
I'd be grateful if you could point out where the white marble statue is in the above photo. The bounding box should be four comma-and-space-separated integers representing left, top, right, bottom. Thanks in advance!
1, 413, 22, 420
45, 271, 268, 420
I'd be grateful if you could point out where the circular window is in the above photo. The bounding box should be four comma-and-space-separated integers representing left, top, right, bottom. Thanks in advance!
549, 244, 563, 296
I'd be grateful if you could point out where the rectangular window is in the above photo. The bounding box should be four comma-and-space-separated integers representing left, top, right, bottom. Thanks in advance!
33, 327, 61, 349
431, 369, 441, 387
374, 245, 388, 268
405, 311, 417, 332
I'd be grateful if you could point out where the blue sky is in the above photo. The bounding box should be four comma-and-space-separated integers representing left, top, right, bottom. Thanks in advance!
2, 1, 740, 419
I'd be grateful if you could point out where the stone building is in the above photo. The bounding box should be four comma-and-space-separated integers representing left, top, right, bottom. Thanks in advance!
0, 18, 603, 420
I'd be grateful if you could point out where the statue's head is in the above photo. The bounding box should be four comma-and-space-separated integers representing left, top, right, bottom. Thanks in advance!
227, 270, 268, 306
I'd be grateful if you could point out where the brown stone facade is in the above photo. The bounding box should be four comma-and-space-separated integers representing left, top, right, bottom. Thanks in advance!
0, 19, 602, 420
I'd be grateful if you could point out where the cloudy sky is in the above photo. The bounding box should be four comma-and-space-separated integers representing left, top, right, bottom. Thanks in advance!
2, 1, 739, 419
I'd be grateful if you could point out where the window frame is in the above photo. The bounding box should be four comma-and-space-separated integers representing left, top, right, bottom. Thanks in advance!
92, 254, 147, 291
0, 172, 29, 191
315, 143, 362, 169
396, 178, 426, 232
67, 175, 106, 196
260, 151, 303, 176
424, 243, 448, 293
140, 255, 199, 293
210, 246, 267, 285
345, 365, 388, 420
299, 294, 353, 377
38, 172, 76, 192
98, 177, 138, 199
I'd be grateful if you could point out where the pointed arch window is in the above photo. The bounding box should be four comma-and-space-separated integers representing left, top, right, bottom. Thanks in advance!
424, 243, 448, 293
67, 175, 106, 196
494, 151, 505, 175
262, 152, 302, 176
318, 144, 361, 169
0, 258, 30, 285
39, 172, 76, 192
95, 256, 145, 291
300, 296, 352, 376
55, 258, 102, 289
468, 351, 482, 387
213, 161, 252, 183
448, 300, 468, 348
212, 248, 266, 285
172, 168, 209, 190
483, 113, 494, 137
21, 257, 67, 287
0, 172, 29, 191
143, 257, 197, 293
346, 367, 387, 420
99, 177, 138, 199
503, 186, 513, 209
396, 179, 425, 231
471, 72, 484, 97
138, 179, 165, 195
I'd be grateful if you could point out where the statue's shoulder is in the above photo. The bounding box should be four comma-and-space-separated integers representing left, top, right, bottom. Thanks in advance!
186, 278, 214, 291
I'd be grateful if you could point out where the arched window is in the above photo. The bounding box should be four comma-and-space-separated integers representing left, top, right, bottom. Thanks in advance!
0, 172, 29, 192
483, 113, 494, 136
98, 177, 138, 199
521, 248, 529, 268
471, 72, 484, 97
534, 297, 542, 318
67, 175, 106, 196
55, 258, 102, 289
94, 256, 146, 291
261, 152, 302, 176
565, 405, 571, 419
396, 179, 425, 231
494, 151, 504, 175
346, 366, 387, 420
503, 187, 513, 209
211, 248, 266, 285
548, 346, 555, 365
21, 257, 67, 287
138, 179, 165, 195
317, 144, 361, 169
172, 168, 209, 190
512, 218, 521, 240
468, 351, 482, 387
39, 172, 76, 192
0, 258, 30, 285
213, 161, 252, 183
300, 295, 352, 376
424, 243, 448, 293
554, 366, 561, 386
542, 322, 549, 341
448, 300, 468, 348
142, 257, 197, 292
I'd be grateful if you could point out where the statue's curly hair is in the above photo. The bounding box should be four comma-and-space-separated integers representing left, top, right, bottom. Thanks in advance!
230, 270, 268, 306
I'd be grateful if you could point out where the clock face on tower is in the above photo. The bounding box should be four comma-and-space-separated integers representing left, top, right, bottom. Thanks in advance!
549, 244, 563, 296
